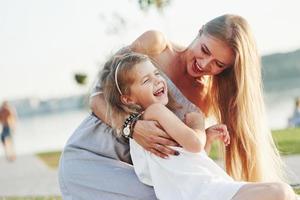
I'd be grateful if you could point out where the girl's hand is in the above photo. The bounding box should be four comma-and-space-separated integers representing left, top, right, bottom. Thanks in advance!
205, 124, 230, 146
132, 120, 180, 158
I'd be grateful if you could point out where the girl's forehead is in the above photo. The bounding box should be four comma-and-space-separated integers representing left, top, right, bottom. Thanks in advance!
133, 60, 157, 77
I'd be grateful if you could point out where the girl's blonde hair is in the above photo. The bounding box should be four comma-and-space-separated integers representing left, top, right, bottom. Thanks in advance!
101, 51, 179, 135
203, 14, 285, 182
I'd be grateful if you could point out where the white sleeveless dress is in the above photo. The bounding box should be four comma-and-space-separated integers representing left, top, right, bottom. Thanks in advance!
130, 75, 246, 200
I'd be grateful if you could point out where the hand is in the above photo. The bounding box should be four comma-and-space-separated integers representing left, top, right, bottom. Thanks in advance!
205, 124, 230, 146
132, 120, 180, 158
184, 112, 205, 130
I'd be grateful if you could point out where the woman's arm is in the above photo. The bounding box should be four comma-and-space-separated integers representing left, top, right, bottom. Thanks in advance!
143, 103, 206, 153
130, 30, 168, 56
90, 94, 111, 125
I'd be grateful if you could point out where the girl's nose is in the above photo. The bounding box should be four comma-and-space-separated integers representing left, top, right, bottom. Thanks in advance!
153, 77, 161, 85
154, 78, 160, 85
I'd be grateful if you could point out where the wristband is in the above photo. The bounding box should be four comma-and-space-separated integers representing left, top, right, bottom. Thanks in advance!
122, 112, 143, 139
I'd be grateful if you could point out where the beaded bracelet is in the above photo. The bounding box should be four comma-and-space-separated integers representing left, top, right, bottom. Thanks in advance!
122, 112, 143, 139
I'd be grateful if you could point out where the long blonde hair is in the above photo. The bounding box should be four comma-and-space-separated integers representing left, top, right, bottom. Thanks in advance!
204, 14, 285, 182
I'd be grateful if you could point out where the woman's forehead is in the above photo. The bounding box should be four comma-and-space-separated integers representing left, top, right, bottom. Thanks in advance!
199, 34, 235, 66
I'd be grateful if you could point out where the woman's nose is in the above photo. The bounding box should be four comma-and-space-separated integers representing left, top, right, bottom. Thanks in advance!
201, 58, 213, 70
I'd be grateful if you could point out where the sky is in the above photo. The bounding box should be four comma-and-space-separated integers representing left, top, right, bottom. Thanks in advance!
1, 0, 300, 100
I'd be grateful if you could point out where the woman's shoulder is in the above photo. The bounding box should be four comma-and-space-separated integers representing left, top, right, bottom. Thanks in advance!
130, 30, 170, 55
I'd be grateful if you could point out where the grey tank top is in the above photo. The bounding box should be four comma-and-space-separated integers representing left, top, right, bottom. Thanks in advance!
163, 74, 201, 120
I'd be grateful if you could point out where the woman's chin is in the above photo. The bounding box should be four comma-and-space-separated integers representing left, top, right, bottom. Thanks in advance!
187, 66, 202, 78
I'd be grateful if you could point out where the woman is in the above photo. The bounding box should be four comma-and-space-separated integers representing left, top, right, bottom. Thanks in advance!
59, 14, 291, 199
101, 52, 297, 200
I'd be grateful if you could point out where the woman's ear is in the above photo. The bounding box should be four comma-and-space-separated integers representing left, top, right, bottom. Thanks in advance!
120, 95, 136, 106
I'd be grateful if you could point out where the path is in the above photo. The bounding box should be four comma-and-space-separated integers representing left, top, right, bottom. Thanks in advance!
0, 155, 60, 196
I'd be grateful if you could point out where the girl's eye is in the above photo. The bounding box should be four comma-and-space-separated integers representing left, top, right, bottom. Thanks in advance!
143, 79, 149, 84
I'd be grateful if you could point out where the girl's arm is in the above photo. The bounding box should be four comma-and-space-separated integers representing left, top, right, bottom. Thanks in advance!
204, 124, 230, 154
143, 103, 206, 153
90, 94, 179, 157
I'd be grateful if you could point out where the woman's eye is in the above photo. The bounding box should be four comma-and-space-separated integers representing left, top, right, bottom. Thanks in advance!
216, 62, 225, 68
201, 46, 209, 55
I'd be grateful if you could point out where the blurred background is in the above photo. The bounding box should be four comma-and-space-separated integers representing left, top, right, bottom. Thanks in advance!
0, 0, 300, 197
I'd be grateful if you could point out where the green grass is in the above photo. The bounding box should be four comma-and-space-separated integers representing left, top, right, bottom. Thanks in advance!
208, 141, 220, 160
209, 127, 300, 160
272, 128, 300, 155
37, 151, 62, 169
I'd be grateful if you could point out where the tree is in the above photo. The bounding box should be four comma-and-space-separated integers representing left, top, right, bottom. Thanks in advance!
138, 0, 171, 11
74, 73, 87, 85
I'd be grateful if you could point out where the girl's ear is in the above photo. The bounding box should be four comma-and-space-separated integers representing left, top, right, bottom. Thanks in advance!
120, 95, 136, 106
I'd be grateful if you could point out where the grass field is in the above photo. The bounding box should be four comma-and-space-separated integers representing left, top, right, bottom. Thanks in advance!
209, 127, 300, 159
272, 128, 300, 155
37, 151, 62, 169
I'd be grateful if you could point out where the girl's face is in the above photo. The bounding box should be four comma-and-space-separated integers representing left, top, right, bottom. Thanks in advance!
185, 33, 235, 77
126, 60, 168, 109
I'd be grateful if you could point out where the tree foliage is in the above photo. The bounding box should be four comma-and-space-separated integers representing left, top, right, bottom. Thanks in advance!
138, 0, 171, 11
74, 73, 87, 85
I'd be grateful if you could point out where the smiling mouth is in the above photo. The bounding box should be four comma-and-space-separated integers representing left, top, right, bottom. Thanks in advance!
192, 60, 204, 73
153, 86, 165, 96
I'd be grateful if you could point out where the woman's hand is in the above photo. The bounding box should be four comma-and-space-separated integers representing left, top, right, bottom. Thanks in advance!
132, 120, 180, 158
205, 124, 230, 146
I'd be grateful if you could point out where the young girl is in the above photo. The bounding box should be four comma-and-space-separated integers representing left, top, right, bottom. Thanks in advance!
100, 52, 297, 200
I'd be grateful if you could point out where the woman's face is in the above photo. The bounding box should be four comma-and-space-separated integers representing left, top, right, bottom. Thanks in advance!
185, 33, 235, 77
